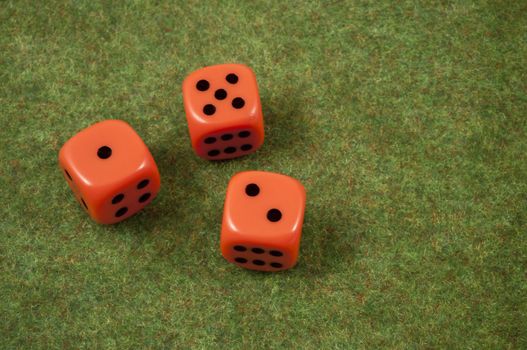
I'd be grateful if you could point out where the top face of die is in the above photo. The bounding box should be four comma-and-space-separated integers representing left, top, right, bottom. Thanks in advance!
223, 171, 306, 241
59, 120, 152, 187
182, 64, 261, 127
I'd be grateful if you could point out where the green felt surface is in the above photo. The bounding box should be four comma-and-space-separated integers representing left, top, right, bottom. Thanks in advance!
1, 1, 526, 348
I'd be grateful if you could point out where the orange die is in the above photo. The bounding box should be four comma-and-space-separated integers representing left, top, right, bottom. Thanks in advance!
58, 120, 161, 224
221, 171, 306, 271
182, 63, 264, 160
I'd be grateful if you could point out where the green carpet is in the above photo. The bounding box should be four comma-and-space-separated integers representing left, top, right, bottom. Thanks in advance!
1, 1, 526, 348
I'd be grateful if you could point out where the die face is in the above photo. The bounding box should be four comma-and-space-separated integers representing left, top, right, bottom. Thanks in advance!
222, 241, 296, 272
223, 171, 306, 238
183, 63, 261, 128
182, 64, 264, 160
221, 171, 306, 271
59, 120, 151, 189
59, 120, 161, 224
61, 168, 91, 214
196, 126, 262, 160
94, 163, 160, 224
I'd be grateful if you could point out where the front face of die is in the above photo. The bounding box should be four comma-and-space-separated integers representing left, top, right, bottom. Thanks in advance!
182, 64, 264, 160
59, 120, 160, 224
221, 171, 306, 271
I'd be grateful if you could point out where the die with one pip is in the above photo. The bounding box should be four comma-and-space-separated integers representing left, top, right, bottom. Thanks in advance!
182, 63, 264, 160
221, 171, 306, 271
58, 120, 161, 224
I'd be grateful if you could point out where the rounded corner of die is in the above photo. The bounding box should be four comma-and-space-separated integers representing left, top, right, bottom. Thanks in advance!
182, 66, 208, 92
150, 171, 162, 194
219, 240, 231, 258
294, 178, 307, 197
228, 170, 254, 186
59, 130, 77, 154
229, 170, 246, 181
90, 213, 107, 225
86, 119, 131, 137
111, 119, 132, 128
58, 144, 68, 164
90, 119, 114, 129
113, 119, 138, 134
181, 75, 194, 95
58, 147, 79, 178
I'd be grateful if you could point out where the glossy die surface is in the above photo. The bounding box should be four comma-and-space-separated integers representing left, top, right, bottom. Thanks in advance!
182, 64, 264, 160
221, 171, 306, 271
59, 120, 160, 224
